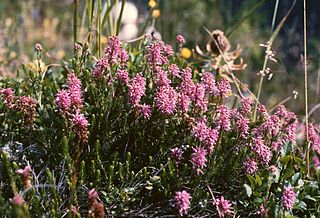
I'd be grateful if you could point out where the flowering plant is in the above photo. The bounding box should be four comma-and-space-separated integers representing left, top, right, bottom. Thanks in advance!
1, 35, 320, 217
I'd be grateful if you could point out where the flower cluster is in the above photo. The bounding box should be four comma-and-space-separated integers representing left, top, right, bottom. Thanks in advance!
174, 190, 191, 216
282, 186, 296, 210
214, 196, 233, 217
190, 146, 207, 175
71, 111, 89, 142
55, 73, 88, 142
156, 86, 178, 115
147, 39, 173, 67
0, 88, 14, 108
92, 36, 128, 78
244, 158, 258, 174
17, 96, 37, 127
128, 75, 146, 106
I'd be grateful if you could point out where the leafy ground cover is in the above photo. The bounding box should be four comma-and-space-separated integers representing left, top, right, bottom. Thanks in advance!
1, 1, 320, 218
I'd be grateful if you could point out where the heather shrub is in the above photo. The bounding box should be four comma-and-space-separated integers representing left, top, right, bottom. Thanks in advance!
1, 34, 320, 217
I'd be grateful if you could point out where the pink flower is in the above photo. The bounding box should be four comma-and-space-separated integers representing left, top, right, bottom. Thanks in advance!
176, 34, 186, 45
171, 147, 183, 163
201, 72, 219, 96
155, 67, 171, 87
282, 186, 296, 210
204, 128, 219, 154
214, 196, 233, 217
190, 146, 207, 175
138, 104, 152, 119
119, 48, 129, 64
55, 90, 71, 113
194, 84, 207, 112
128, 75, 146, 106
18, 96, 37, 114
16, 165, 32, 178
217, 78, 231, 97
252, 137, 272, 165
180, 67, 196, 99
191, 119, 218, 153
259, 205, 268, 217
71, 111, 88, 142
74, 43, 82, 52
67, 73, 83, 109
215, 105, 231, 131
271, 141, 282, 152
174, 190, 191, 216
240, 98, 252, 114
12, 195, 25, 206
34, 43, 42, 52
308, 123, 320, 155
244, 158, 258, 174
18, 96, 37, 127
156, 86, 178, 115
257, 104, 268, 118
192, 119, 209, 142
169, 64, 180, 77
92, 57, 109, 78
0, 88, 14, 108
313, 156, 320, 167
104, 36, 121, 64
178, 93, 190, 114
147, 40, 171, 66
236, 114, 250, 138
116, 69, 129, 84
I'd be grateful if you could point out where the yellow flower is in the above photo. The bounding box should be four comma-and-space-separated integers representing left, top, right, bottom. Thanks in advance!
152, 9, 161, 18
101, 36, 108, 44
181, 47, 192, 59
9, 51, 16, 59
56, 50, 65, 59
148, 0, 157, 8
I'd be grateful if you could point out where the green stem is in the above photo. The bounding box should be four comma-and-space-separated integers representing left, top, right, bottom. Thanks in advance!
98, 0, 102, 57
116, 0, 126, 36
74, 0, 78, 45
303, 0, 310, 177
253, 55, 268, 122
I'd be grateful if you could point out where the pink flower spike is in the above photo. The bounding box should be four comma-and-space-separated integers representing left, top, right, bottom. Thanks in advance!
128, 75, 146, 106
282, 186, 296, 210
12, 195, 25, 206
71, 111, 88, 142
116, 69, 129, 84
244, 158, 258, 174
214, 196, 233, 217
190, 146, 207, 175
176, 34, 186, 45
55, 90, 71, 113
67, 73, 83, 109
170, 147, 183, 163
138, 104, 152, 119
174, 190, 191, 216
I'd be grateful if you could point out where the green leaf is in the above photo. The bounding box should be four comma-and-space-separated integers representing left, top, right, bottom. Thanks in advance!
280, 155, 292, 165
255, 174, 262, 187
247, 175, 256, 189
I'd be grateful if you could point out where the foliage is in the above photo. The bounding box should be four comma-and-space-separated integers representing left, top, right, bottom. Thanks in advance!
1, 33, 320, 217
